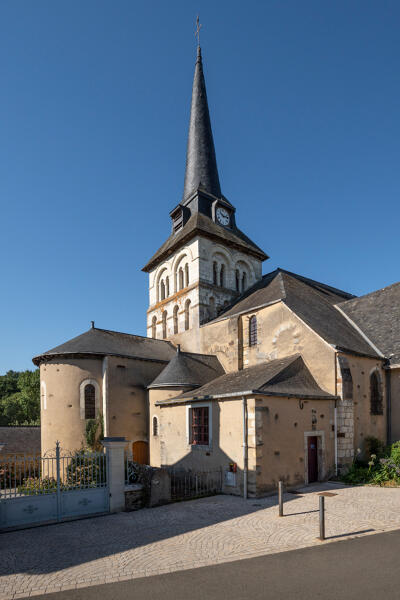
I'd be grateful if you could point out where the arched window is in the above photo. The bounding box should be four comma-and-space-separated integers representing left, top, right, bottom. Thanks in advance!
173, 305, 179, 334
242, 272, 247, 292
370, 371, 383, 415
235, 269, 240, 292
249, 315, 257, 346
209, 297, 215, 319
160, 280, 165, 301
41, 381, 47, 411
185, 263, 189, 287
153, 416, 159, 436
179, 268, 184, 290
213, 262, 218, 285
151, 315, 157, 338
166, 276, 170, 297
84, 384, 96, 420
185, 299, 191, 331
162, 311, 167, 339
220, 264, 225, 287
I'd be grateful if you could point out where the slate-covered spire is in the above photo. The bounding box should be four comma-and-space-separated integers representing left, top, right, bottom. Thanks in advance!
182, 46, 222, 201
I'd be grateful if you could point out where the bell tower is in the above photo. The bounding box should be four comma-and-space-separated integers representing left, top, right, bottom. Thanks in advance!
143, 42, 268, 341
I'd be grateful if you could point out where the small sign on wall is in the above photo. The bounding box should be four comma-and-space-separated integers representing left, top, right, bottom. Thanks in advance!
225, 471, 236, 487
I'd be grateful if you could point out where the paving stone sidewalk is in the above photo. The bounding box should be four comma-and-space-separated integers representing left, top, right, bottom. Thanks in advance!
1, 482, 400, 599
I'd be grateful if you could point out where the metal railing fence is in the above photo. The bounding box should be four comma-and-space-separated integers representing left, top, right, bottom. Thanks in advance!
167, 467, 223, 501
0, 442, 107, 499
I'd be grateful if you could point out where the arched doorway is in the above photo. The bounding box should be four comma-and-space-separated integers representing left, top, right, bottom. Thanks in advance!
132, 441, 149, 465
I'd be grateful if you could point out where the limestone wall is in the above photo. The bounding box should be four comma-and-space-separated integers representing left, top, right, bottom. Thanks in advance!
253, 396, 335, 495
390, 368, 400, 442
0, 426, 41, 456
40, 358, 104, 455
336, 353, 386, 468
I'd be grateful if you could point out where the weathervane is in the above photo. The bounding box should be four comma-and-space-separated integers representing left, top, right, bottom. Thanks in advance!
195, 15, 202, 47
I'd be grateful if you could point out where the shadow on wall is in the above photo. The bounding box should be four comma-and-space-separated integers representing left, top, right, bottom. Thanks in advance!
0, 482, 347, 578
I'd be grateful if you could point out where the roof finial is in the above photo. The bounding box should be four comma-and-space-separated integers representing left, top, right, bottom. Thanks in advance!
195, 15, 202, 48
91, 320, 95, 329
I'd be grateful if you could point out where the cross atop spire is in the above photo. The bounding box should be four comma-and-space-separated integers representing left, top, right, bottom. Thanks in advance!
195, 15, 202, 47
182, 37, 222, 201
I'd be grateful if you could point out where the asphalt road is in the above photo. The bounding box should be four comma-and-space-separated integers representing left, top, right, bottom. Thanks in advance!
28, 529, 400, 600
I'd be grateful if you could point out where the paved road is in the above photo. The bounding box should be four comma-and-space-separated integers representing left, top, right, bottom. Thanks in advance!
26, 529, 400, 600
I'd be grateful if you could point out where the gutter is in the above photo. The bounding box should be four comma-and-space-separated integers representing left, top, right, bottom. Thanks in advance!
386, 367, 392, 444
242, 396, 248, 500
156, 389, 339, 406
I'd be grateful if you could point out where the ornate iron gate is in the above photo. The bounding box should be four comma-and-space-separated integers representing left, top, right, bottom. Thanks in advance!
0, 443, 109, 531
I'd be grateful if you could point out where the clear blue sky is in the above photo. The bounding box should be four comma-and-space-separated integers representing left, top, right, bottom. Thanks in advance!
1, 0, 399, 373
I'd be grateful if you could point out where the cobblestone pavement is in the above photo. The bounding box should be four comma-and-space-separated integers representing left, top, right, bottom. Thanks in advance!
1, 483, 400, 599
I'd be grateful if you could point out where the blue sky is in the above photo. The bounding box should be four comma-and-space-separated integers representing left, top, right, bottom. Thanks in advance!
1, 0, 399, 373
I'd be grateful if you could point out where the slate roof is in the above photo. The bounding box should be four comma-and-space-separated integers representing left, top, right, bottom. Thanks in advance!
212, 269, 381, 359
156, 355, 337, 405
182, 46, 221, 201
142, 211, 268, 272
148, 347, 224, 389
32, 327, 176, 366
339, 282, 400, 365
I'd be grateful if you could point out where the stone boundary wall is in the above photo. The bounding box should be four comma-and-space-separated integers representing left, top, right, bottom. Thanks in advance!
0, 426, 41, 456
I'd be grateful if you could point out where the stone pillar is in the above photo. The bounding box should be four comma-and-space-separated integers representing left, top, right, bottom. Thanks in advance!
102, 437, 127, 513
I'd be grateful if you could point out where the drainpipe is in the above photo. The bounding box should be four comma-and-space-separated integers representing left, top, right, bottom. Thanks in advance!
385, 365, 392, 445
334, 400, 338, 477
242, 396, 248, 499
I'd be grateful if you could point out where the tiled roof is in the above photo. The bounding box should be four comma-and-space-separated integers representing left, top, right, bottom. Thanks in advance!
211, 269, 380, 359
32, 327, 176, 365
142, 212, 268, 272
156, 354, 336, 404
339, 281, 400, 365
148, 348, 224, 389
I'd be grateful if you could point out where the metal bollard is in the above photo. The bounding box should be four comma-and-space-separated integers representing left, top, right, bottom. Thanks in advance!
278, 481, 284, 517
319, 495, 325, 540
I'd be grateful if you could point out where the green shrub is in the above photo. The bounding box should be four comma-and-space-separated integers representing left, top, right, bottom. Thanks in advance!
364, 436, 385, 459
66, 450, 106, 488
18, 476, 58, 495
340, 440, 400, 486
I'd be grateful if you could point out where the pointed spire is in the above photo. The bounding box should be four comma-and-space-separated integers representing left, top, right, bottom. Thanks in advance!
182, 45, 222, 201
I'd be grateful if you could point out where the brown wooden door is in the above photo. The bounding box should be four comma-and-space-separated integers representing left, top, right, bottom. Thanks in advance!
307, 436, 318, 483
132, 441, 149, 465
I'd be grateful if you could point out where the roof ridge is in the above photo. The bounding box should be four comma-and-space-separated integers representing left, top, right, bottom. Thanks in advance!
275, 268, 354, 299
339, 280, 400, 306
92, 327, 174, 345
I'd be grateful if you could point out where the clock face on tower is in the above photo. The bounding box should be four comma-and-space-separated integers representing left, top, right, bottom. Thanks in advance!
216, 206, 230, 226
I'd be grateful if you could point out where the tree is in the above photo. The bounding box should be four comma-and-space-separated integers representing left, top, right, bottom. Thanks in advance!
0, 369, 40, 425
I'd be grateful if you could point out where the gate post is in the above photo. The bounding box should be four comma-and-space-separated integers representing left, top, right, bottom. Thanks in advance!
56, 441, 61, 521
102, 437, 127, 513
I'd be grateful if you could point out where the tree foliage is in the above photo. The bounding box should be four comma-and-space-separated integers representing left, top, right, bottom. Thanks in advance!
0, 369, 40, 426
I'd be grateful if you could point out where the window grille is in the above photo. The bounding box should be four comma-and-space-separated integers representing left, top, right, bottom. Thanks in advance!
84, 384, 96, 419
370, 371, 383, 415
190, 407, 209, 445
249, 315, 257, 346
153, 416, 158, 436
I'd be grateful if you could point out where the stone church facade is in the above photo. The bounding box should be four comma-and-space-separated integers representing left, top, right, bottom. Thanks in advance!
33, 44, 400, 497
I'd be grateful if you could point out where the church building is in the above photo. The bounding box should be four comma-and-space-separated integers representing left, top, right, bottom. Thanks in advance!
33, 43, 400, 497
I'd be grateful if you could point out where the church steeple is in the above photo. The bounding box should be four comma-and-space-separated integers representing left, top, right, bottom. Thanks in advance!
182, 46, 221, 201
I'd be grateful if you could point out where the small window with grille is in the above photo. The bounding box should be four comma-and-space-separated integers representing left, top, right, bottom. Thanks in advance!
370, 371, 383, 415
84, 384, 96, 419
189, 406, 209, 445
249, 315, 257, 346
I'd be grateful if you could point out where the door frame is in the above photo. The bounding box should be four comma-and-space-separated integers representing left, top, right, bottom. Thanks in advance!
304, 431, 325, 485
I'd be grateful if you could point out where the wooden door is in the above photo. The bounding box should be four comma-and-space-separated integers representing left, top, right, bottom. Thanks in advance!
132, 441, 149, 465
307, 436, 318, 483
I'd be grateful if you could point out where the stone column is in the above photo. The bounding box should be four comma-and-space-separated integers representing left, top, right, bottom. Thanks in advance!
102, 437, 128, 513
